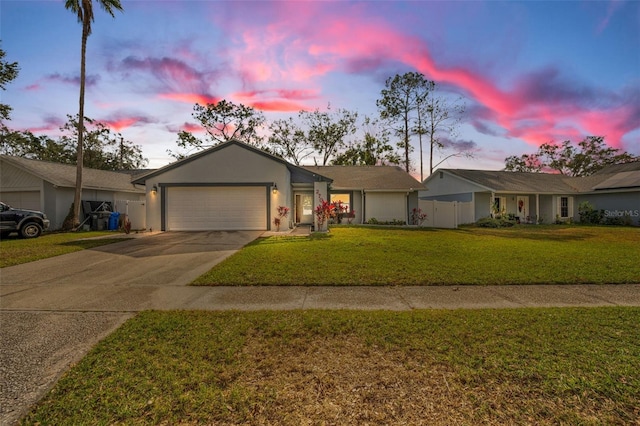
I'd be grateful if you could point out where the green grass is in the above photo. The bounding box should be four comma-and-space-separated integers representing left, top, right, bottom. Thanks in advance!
0, 232, 129, 268
193, 225, 640, 285
21, 308, 640, 425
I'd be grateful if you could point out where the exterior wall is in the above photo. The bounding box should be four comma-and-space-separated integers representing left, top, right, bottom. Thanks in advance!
0, 161, 43, 211
145, 144, 291, 232
577, 191, 640, 225
474, 192, 491, 219
365, 192, 407, 223
422, 171, 486, 197
421, 192, 473, 202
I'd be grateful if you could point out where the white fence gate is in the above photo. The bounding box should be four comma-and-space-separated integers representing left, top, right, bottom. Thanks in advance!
114, 200, 146, 231
418, 200, 474, 229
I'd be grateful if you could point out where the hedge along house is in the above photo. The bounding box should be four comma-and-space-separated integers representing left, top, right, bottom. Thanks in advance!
420, 161, 640, 225
0, 155, 146, 230
132, 140, 333, 232
302, 165, 426, 224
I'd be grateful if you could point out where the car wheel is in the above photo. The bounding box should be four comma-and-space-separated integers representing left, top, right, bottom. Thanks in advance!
20, 222, 42, 238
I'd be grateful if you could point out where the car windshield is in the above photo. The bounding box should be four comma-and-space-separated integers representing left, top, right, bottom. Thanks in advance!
0, 202, 10, 211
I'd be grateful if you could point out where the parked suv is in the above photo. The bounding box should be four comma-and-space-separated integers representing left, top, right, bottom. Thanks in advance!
0, 201, 50, 238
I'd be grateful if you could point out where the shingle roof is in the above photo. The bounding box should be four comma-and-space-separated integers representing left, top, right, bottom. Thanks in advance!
302, 165, 425, 191
1, 155, 144, 193
592, 171, 640, 190
592, 161, 640, 175
438, 166, 640, 194
443, 169, 581, 193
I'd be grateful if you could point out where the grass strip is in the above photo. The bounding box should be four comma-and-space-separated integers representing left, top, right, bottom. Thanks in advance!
193, 225, 640, 285
22, 308, 640, 425
0, 232, 128, 268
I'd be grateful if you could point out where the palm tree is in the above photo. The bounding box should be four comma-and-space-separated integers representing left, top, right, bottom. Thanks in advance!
65, 0, 123, 227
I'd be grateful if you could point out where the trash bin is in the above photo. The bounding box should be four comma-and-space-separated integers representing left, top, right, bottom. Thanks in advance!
108, 212, 120, 230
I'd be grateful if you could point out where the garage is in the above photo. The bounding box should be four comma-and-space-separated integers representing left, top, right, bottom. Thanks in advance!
166, 186, 268, 231
0, 191, 41, 211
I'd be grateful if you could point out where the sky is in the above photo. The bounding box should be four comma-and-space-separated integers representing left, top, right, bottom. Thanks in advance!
2, 0, 639, 175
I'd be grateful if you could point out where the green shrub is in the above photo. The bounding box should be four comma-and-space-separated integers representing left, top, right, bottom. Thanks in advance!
578, 201, 604, 224
475, 217, 516, 228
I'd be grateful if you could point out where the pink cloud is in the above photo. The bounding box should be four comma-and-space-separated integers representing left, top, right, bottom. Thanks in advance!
159, 93, 220, 105
212, 2, 637, 151
101, 114, 153, 132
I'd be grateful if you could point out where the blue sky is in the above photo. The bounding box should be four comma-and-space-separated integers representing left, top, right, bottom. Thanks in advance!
2, 0, 638, 173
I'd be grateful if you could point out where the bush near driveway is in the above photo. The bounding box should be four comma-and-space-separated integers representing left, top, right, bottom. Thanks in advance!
0, 231, 126, 268
193, 226, 640, 286
21, 308, 640, 425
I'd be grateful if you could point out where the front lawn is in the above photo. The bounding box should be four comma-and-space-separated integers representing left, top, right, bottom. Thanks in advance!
193, 226, 640, 285
0, 232, 128, 268
22, 308, 640, 425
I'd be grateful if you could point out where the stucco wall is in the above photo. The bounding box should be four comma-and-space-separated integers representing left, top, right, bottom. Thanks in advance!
577, 191, 640, 225
145, 144, 291, 231
365, 192, 407, 223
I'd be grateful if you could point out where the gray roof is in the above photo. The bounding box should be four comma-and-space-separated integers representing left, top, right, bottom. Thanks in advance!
592, 161, 640, 175
592, 171, 640, 190
437, 166, 640, 194
1, 155, 144, 193
442, 169, 582, 193
302, 165, 425, 191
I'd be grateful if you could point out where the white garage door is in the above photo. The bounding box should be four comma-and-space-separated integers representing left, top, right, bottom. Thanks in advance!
166, 186, 267, 231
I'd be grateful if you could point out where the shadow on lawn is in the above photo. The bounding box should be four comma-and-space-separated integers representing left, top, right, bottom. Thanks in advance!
457, 226, 597, 242
255, 233, 332, 245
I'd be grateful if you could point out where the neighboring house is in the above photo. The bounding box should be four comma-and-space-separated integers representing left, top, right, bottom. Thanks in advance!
420, 162, 640, 225
0, 155, 146, 230
302, 165, 425, 224
133, 140, 425, 232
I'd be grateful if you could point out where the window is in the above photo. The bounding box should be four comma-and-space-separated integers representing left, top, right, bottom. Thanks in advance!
330, 193, 351, 211
560, 197, 569, 218
557, 196, 573, 219
493, 196, 506, 215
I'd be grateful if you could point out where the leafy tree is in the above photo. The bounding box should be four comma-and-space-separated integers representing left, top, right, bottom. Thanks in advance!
0, 115, 147, 170
169, 100, 266, 159
415, 82, 467, 179
0, 45, 19, 122
377, 72, 431, 172
0, 129, 69, 160
333, 117, 399, 166
301, 104, 357, 166
59, 115, 147, 170
267, 117, 312, 165
65, 0, 123, 227
504, 136, 638, 176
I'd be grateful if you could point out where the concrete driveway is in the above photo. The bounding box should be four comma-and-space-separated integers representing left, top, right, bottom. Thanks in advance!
1, 231, 262, 311
0, 230, 261, 425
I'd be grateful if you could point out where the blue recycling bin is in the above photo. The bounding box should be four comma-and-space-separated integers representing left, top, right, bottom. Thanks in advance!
108, 212, 120, 230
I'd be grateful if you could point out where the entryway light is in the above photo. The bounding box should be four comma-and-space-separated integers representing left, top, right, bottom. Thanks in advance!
272, 183, 278, 194
152, 185, 157, 194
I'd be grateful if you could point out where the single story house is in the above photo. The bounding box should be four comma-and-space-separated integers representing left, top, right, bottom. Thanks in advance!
302, 165, 425, 225
132, 140, 425, 232
0, 155, 146, 229
420, 162, 640, 225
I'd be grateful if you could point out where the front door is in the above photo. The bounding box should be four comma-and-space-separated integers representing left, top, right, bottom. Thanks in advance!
516, 196, 530, 222
295, 193, 314, 224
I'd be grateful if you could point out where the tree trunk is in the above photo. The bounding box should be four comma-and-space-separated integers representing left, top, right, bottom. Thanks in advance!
72, 20, 89, 228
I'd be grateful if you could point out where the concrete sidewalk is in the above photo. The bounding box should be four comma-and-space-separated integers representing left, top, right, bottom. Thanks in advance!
3, 283, 640, 312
